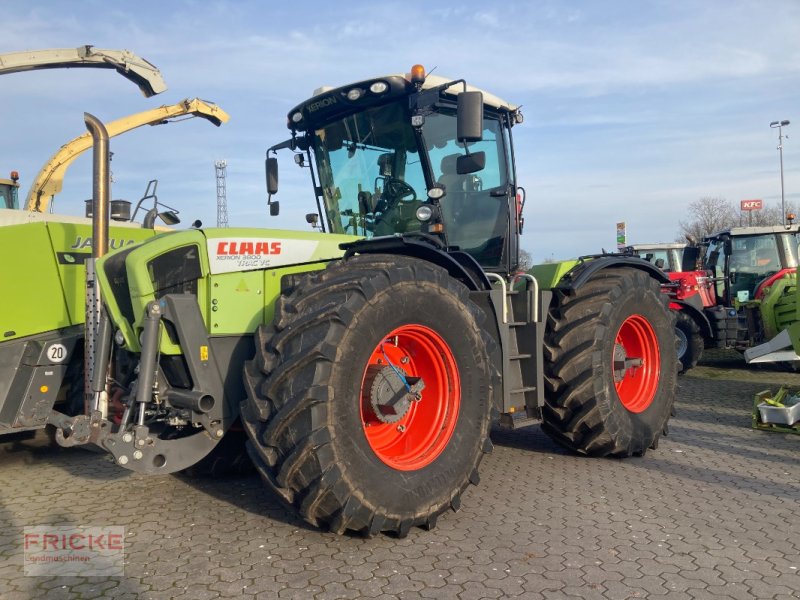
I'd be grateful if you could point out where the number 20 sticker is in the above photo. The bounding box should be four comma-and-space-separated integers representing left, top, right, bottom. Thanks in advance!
47, 344, 68, 363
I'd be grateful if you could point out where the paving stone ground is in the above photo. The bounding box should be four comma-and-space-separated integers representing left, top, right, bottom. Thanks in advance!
0, 350, 798, 599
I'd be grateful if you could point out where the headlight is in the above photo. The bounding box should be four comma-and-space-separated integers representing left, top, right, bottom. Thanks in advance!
346, 88, 363, 101
416, 206, 433, 222
291, 112, 303, 124
427, 187, 445, 200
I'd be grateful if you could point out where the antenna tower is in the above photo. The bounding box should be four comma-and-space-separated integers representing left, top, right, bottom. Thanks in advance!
215, 160, 228, 228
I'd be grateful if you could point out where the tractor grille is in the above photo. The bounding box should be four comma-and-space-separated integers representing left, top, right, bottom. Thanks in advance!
147, 245, 201, 300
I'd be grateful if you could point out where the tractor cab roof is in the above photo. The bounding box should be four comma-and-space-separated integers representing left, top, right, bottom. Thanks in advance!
287, 71, 518, 132
704, 224, 800, 241
628, 242, 686, 251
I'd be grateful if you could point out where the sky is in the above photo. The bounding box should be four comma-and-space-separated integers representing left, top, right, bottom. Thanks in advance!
2, 0, 799, 262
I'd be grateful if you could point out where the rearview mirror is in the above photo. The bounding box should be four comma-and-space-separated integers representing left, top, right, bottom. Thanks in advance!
266, 157, 279, 195
269, 201, 280, 217
457, 91, 484, 143
456, 151, 485, 175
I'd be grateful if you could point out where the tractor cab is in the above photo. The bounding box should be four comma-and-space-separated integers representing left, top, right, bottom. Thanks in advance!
704, 225, 800, 305
627, 243, 687, 272
0, 172, 20, 209
266, 65, 524, 275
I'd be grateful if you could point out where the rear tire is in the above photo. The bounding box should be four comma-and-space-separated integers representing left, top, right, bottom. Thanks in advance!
241, 255, 495, 536
675, 311, 703, 373
542, 268, 677, 456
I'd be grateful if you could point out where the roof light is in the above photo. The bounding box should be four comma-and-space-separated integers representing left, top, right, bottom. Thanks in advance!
10, 171, 19, 181
291, 112, 303, 124
410, 64, 426, 85
369, 81, 388, 94
346, 88, 363, 101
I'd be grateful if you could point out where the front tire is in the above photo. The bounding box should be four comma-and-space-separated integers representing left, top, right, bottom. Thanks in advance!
542, 268, 677, 456
241, 255, 495, 536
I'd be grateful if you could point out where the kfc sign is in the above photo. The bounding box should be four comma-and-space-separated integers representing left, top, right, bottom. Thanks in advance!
740, 199, 763, 211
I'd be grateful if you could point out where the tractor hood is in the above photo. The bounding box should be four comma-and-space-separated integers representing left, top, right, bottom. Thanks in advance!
96, 227, 358, 352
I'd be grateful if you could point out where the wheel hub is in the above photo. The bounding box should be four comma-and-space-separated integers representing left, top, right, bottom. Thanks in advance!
613, 343, 643, 383
367, 365, 425, 424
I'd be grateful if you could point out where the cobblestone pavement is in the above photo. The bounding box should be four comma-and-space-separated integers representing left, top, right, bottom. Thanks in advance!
1, 351, 798, 599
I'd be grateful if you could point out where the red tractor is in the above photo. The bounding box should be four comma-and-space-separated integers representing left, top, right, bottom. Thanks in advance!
633, 225, 800, 372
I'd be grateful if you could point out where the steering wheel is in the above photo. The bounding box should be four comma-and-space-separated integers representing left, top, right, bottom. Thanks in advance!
383, 178, 417, 203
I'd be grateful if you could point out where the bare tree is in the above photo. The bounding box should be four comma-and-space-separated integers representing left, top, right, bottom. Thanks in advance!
518, 249, 533, 271
739, 201, 798, 227
676, 196, 738, 241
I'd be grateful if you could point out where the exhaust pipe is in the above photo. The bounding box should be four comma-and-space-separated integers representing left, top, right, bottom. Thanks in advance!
83, 113, 111, 415
84, 112, 110, 258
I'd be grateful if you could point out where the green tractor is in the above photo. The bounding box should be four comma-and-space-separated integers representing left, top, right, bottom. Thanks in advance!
0, 45, 228, 437
20, 66, 676, 537
0, 172, 20, 209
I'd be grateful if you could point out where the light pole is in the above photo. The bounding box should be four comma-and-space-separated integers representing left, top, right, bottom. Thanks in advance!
770, 119, 790, 225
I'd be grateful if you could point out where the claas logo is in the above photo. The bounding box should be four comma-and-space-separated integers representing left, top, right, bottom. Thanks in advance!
216, 241, 282, 255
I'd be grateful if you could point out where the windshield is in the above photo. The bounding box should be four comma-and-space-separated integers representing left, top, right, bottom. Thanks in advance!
312, 101, 427, 237
709, 234, 783, 302
310, 98, 511, 268
0, 184, 18, 209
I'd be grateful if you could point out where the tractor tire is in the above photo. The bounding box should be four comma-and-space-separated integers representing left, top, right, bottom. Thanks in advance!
675, 311, 703, 373
180, 430, 254, 478
241, 254, 496, 537
542, 268, 677, 457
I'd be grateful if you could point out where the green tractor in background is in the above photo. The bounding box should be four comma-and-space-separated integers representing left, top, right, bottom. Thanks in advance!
0, 172, 20, 209
0, 46, 229, 436
12, 66, 677, 537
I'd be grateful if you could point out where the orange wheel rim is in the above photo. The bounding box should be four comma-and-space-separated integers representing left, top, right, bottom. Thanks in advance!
613, 314, 661, 413
360, 324, 460, 471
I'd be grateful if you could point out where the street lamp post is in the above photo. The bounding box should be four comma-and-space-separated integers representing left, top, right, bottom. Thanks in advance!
770, 119, 790, 225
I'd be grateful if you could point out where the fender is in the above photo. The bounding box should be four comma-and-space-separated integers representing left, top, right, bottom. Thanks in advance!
670, 300, 713, 339
340, 234, 492, 291
557, 255, 670, 293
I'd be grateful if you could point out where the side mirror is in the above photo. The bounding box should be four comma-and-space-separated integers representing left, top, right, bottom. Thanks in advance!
266, 157, 279, 195
456, 151, 485, 175
681, 246, 700, 271
457, 91, 484, 143
269, 201, 280, 217
306, 213, 319, 228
